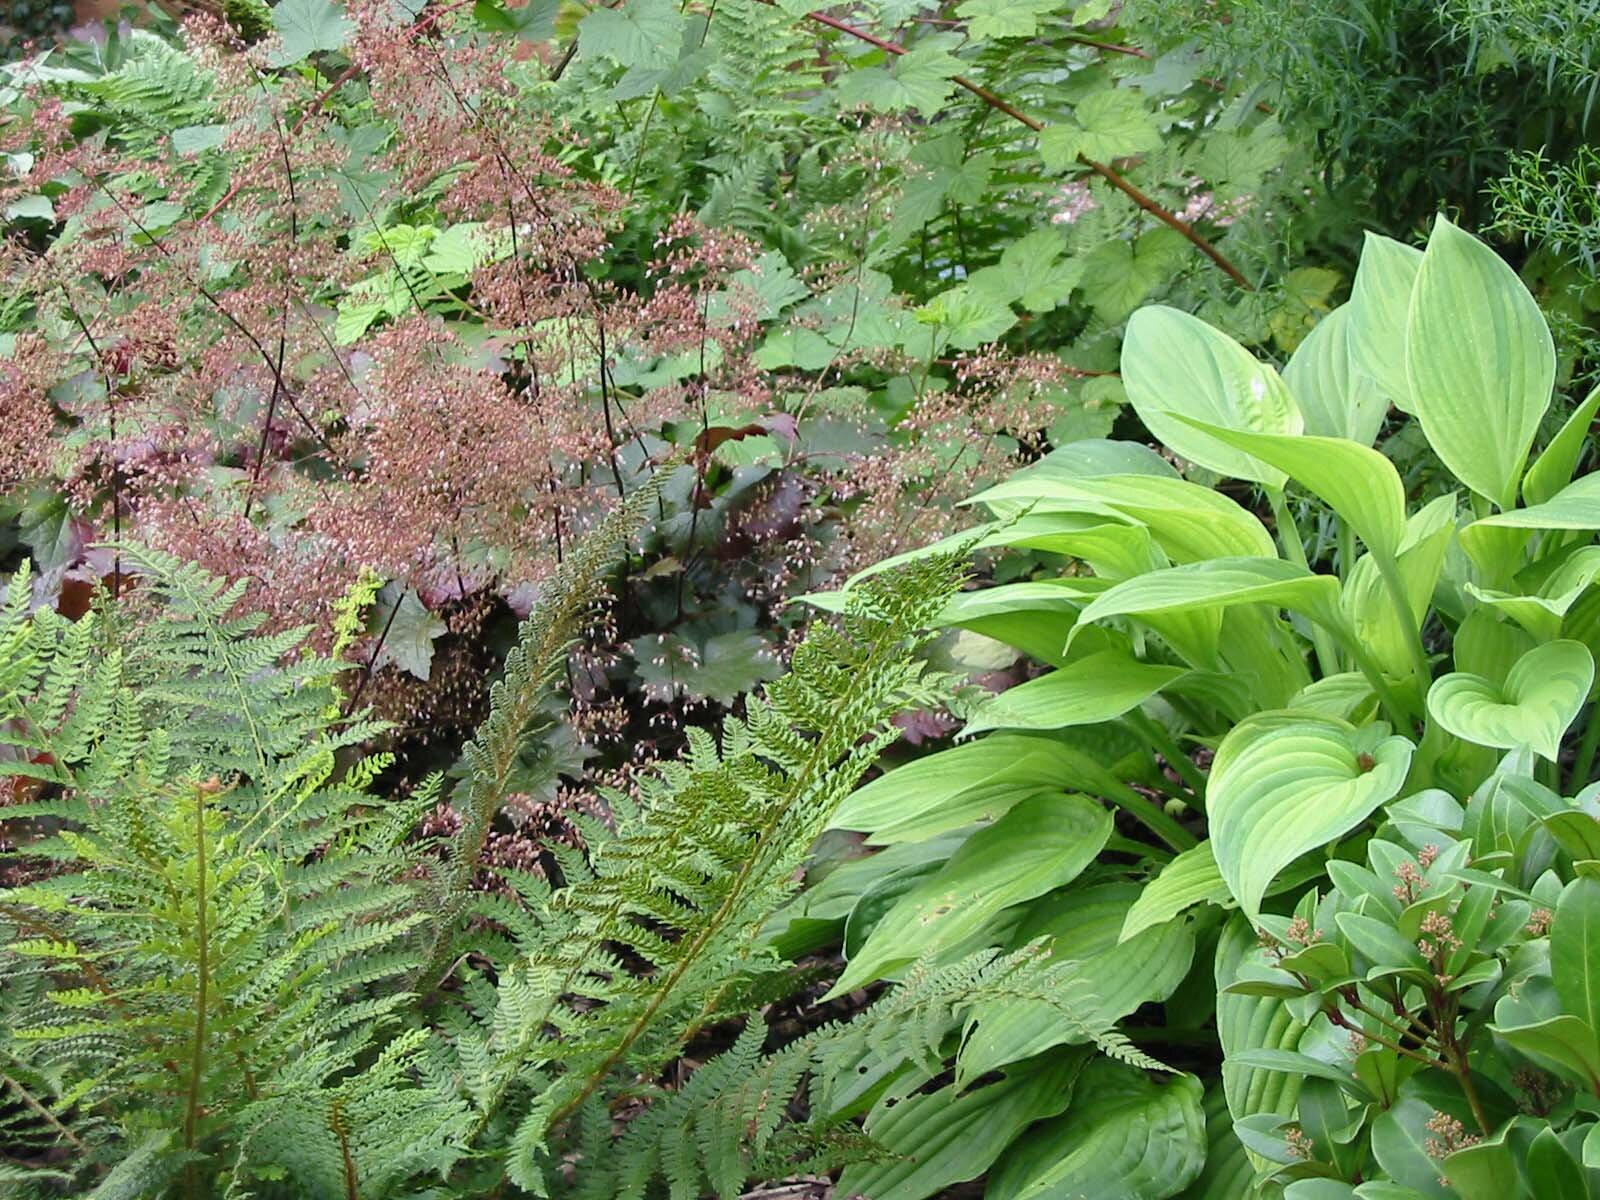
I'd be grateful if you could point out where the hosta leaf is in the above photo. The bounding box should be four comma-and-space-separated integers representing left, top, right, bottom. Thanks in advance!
837, 1051, 1088, 1200
1406, 216, 1554, 508
1173, 418, 1406, 558
1525, 383, 1600, 506
1123, 306, 1303, 487
1284, 304, 1388, 446
964, 650, 1186, 735
1208, 713, 1413, 920
1216, 917, 1312, 1138
830, 733, 1109, 843
1462, 470, 1600, 556
1425, 640, 1594, 761
827, 793, 1111, 995
1121, 841, 1232, 941
1175, 1085, 1258, 1200
1553, 877, 1600, 1034
970, 474, 1275, 563
1465, 546, 1600, 640
987, 1061, 1206, 1200
1075, 558, 1342, 636
1347, 232, 1422, 412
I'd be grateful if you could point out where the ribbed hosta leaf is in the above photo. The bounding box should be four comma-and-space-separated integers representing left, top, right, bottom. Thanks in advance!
1123, 305, 1302, 487
1426, 640, 1594, 761
1406, 216, 1554, 508
1208, 713, 1413, 920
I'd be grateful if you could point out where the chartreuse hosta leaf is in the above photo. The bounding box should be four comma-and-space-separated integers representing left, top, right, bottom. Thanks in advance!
1284, 304, 1388, 447
1425, 640, 1594, 761
1122, 305, 1302, 487
1553, 877, 1600, 1036
1347, 232, 1422, 413
1466, 546, 1600, 640
1462, 470, 1600, 559
1208, 713, 1413, 920
1172, 418, 1407, 558
835, 1049, 1087, 1200
964, 649, 1186, 735
986, 1060, 1206, 1200
1120, 841, 1231, 942
825, 792, 1111, 996
1406, 216, 1555, 509
1074, 557, 1344, 637
1525, 383, 1600, 506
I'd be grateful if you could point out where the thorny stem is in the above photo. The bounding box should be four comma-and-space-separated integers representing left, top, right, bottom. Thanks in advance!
782, 4, 1255, 289
3, 1071, 86, 1152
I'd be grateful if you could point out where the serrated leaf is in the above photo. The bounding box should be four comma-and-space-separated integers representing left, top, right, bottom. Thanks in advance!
269, 0, 352, 66
956, 0, 1056, 40
371, 586, 445, 682
1042, 88, 1162, 167
577, 0, 684, 69
837, 43, 963, 118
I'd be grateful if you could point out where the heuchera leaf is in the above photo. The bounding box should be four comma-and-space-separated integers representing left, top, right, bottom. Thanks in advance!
269, 0, 353, 66
1208, 713, 1413, 920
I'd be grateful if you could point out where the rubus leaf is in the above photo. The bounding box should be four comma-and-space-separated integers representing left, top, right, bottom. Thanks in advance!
577, 0, 685, 68
987, 1061, 1206, 1200
1406, 216, 1555, 508
1041, 89, 1163, 166
1425, 639, 1594, 761
269, 0, 352, 65
836, 43, 963, 118
1172, 418, 1407, 558
1208, 712, 1413, 920
826, 792, 1112, 995
964, 650, 1186, 735
1347, 231, 1422, 412
1122, 305, 1303, 487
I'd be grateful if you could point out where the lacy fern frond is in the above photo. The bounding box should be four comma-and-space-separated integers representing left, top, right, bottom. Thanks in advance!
417, 550, 967, 1194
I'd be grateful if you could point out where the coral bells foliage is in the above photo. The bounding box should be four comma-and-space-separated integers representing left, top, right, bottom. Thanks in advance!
0, 3, 1059, 709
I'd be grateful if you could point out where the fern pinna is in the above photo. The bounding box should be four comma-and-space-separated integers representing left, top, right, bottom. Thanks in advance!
0, 484, 988, 1196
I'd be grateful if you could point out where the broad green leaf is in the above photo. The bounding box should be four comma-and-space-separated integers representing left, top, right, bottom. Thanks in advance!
1371, 1086, 1475, 1199
577, 0, 684, 68
1208, 712, 1413, 920
1347, 232, 1422, 412
1406, 216, 1555, 508
1526, 1127, 1587, 1199
1553, 877, 1600, 1033
1425, 639, 1594, 761
827, 793, 1112, 994
1525, 383, 1600, 505
1492, 1013, 1600, 1089
956, 0, 1056, 40
1175, 1086, 1257, 1200
1121, 841, 1232, 941
1466, 546, 1600, 640
987, 1061, 1206, 1200
1463, 471, 1600, 556
915, 283, 1017, 349
1079, 228, 1191, 322
269, 0, 352, 65
969, 228, 1084, 314
836, 43, 963, 118
1284, 304, 1388, 446
1216, 917, 1312, 1140
1174, 418, 1406, 558
1041, 88, 1163, 166
964, 650, 1186, 735
1122, 306, 1302, 487
830, 733, 1106, 843
838, 1052, 1087, 1200
1076, 558, 1342, 636
970, 474, 1275, 563
370, 586, 445, 682
960, 903, 1194, 1082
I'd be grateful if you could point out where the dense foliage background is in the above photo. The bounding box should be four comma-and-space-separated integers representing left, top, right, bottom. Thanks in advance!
5, 1, 1600, 1197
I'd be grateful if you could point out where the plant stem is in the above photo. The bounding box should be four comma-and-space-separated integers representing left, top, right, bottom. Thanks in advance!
1372, 552, 1433, 715
1127, 710, 1208, 806
184, 781, 213, 1196
1268, 488, 1342, 677
1570, 702, 1600, 793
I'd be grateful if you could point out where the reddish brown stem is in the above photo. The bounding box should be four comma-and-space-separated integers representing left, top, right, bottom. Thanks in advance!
792, 5, 1255, 290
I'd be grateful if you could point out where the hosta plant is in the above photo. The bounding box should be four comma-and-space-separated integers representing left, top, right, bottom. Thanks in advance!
790, 215, 1600, 1199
